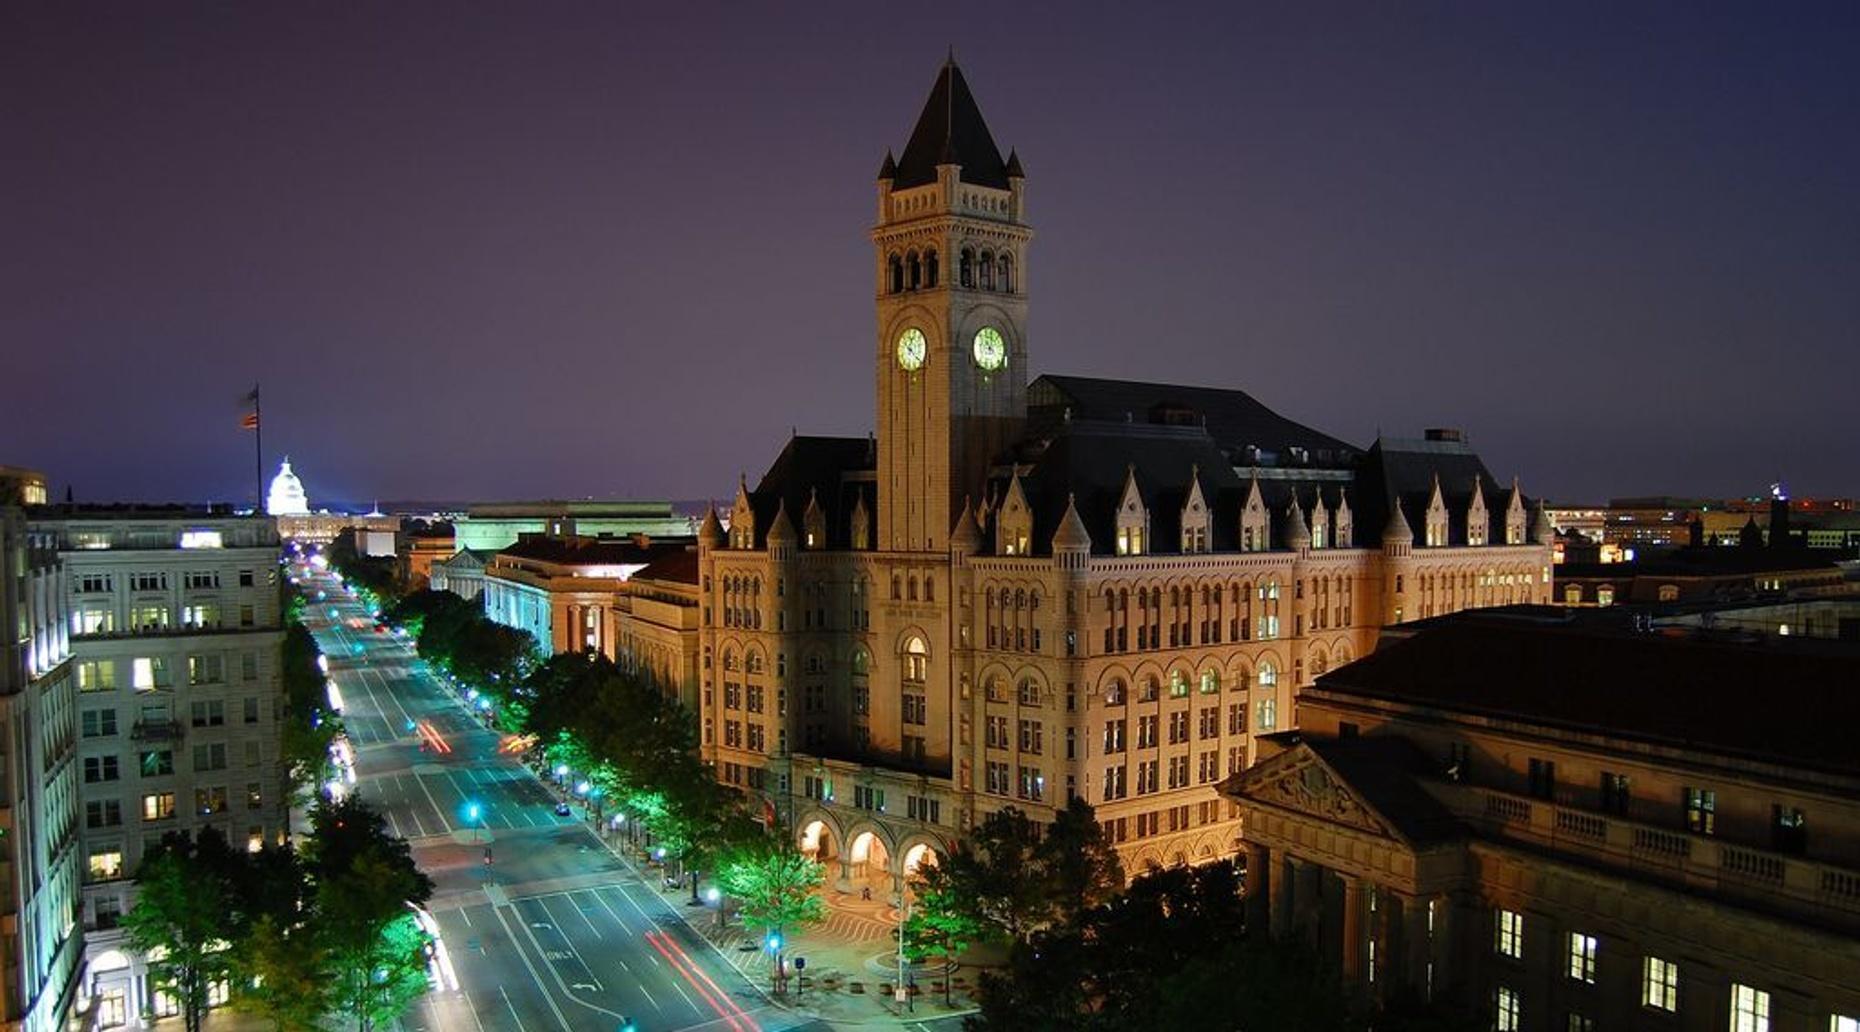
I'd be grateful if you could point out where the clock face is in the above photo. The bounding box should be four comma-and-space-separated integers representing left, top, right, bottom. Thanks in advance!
972, 326, 1007, 371
896, 327, 927, 370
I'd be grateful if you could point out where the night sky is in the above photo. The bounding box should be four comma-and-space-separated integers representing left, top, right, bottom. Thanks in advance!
7, 3, 1857, 507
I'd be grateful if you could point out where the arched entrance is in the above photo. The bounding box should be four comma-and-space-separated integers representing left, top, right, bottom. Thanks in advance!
902, 842, 939, 877
800, 819, 836, 864
848, 830, 892, 893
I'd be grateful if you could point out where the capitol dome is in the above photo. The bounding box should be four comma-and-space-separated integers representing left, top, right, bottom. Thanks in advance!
267, 457, 310, 516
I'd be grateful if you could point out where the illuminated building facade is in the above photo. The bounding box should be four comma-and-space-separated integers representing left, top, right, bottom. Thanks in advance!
692, 59, 1555, 890
29, 509, 287, 1026
0, 468, 82, 1032
1224, 607, 1860, 1029
482, 534, 693, 660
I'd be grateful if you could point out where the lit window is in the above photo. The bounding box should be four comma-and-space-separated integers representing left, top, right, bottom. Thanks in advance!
1495, 986, 1520, 1031
1731, 984, 1770, 1032
1495, 908, 1524, 959
1566, 932, 1597, 983
179, 530, 224, 549
87, 850, 124, 882
1831, 1016, 1860, 1032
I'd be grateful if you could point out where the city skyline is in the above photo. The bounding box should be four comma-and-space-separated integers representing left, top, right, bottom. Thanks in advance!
8, 3, 1857, 505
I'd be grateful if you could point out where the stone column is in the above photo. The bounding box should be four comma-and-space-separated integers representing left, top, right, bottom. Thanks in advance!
1270, 854, 1296, 939
1293, 858, 1322, 947
1244, 843, 1271, 935
1341, 877, 1366, 991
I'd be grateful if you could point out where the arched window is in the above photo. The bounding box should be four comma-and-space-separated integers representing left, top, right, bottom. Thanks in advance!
891, 574, 901, 600
746, 650, 765, 675
907, 577, 918, 602
1258, 661, 1278, 688
851, 648, 870, 676
1105, 679, 1126, 705
889, 255, 904, 294
925, 249, 939, 287
908, 251, 922, 290
902, 636, 928, 683
980, 251, 995, 291
998, 254, 1012, 292
1199, 669, 1220, 695
1169, 669, 1188, 698
923, 576, 934, 602
723, 649, 739, 672
960, 248, 974, 288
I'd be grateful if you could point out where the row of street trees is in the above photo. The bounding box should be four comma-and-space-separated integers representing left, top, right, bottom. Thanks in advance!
379, 588, 829, 971
124, 798, 435, 1032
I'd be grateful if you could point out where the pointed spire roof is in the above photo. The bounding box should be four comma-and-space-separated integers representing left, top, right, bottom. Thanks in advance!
1052, 493, 1092, 552
892, 58, 1011, 189
1284, 494, 1311, 548
951, 497, 982, 552
766, 498, 797, 545
878, 149, 898, 180
1383, 498, 1414, 544
1005, 148, 1024, 178
1532, 499, 1556, 545
697, 504, 724, 548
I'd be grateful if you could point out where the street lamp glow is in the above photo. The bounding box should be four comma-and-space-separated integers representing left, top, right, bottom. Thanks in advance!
553, 764, 569, 778
705, 887, 721, 904
765, 931, 783, 952
464, 802, 483, 823
653, 847, 666, 860
575, 781, 591, 796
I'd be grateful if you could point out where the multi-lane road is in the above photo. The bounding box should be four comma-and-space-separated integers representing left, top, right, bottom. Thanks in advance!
301, 570, 810, 1032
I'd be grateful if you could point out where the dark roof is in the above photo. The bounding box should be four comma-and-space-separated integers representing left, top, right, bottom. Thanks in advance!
1318, 611, 1860, 777
1557, 547, 1837, 579
746, 435, 875, 550
1310, 738, 1465, 846
633, 548, 699, 586
1028, 374, 1358, 460
892, 59, 1011, 190
1351, 436, 1522, 549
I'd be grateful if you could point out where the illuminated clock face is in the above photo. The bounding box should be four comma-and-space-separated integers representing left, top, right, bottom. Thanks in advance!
972, 326, 1006, 371
896, 327, 927, 370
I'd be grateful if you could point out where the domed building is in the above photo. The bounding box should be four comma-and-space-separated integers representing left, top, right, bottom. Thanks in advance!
266, 457, 310, 516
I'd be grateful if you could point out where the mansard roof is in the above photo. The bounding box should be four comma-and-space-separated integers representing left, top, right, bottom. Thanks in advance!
892, 58, 1012, 190
1352, 436, 1520, 548
743, 435, 875, 550
1028, 374, 1359, 461
1320, 610, 1860, 778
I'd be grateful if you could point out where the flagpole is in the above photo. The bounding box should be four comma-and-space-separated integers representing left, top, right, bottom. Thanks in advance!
253, 383, 263, 513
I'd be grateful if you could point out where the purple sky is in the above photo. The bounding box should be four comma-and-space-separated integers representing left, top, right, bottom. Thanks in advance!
7, 3, 1857, 507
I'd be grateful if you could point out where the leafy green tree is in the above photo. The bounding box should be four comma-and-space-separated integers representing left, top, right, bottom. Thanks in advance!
903, 864, 983, 1005
277, 621, 337, 799
1037, 797, 1123, 927
715, 834, 826, 938
122, 845, 233, 1032
231, 914, 331, 1032
935, 807, 1048, 941
320, 853, 431, 1032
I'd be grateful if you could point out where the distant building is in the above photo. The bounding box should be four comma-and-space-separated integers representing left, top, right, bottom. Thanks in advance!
29, 507, 288, 1024
264, 458, 309, 517
1223, 607, 1860, 1029
397, 522, 454, 590
482, 534, 694, 658
610, 549, 703, 714
1554, 545, 1847, 606
0, 469, 83, 1032
453, 501, 693, 554
429, 547, 494, 602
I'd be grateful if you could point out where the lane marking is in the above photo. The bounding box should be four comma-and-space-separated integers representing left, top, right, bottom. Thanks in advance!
487, 900, 575, 1032
496, 985, 529, 1032
646, 931, 746, 1032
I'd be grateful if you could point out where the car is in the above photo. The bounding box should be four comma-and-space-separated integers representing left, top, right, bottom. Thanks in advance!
374, 624, 387, 634
553, 802, 573, 817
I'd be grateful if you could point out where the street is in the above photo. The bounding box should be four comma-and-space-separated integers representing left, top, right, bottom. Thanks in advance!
301, 572, 817, 1032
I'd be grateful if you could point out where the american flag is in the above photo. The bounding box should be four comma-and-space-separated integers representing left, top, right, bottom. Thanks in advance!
239, 385, 259, 430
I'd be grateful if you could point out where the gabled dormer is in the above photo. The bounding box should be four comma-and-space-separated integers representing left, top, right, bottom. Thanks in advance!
1335, 488, 1354, 548
850, 489, 872, 550
1240, 474, 1270, 553
1309, 493, 1330, 550
1465, 477, 1489, 547
802, 488, 827, 549
1114, 465, 1149, 556
1423, 475, 1449, 548
1179, 467, 1211, 554
997, 471, 1032, 556
1283, 493, 1311, 551
1504, 478, 1527, 545
729, 475, 756, 549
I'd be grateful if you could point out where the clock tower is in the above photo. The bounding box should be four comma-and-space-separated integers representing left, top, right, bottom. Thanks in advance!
874, 57, 1032, 552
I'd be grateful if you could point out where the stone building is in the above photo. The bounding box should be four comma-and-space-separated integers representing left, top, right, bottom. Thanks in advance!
1223, 607, 1860, 1030
0, 469, 83, 1032
692, 58, 1554, 892
30, 507, 288, 1025
482, 534, 694, 663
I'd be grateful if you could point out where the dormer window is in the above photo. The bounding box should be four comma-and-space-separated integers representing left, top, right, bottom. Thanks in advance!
1180, 474, 1212, 553
997, 474, 1033, 556
1115, 467, 1148, 556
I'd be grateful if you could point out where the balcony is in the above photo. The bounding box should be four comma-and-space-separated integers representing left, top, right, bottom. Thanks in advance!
131, 720, 183, 742
1434, 781, 1860, 932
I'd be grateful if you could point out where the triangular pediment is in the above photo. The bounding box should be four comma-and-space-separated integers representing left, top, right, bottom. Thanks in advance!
1225, 743, 1405, 844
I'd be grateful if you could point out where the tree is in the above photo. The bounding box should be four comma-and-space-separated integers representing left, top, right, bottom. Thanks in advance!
1036, 797, 1123, 927
320, 853, 431, 1032
903, 863, 983, 1005
715, 833, 826, 978
122, 846, 233, 1032
231, 914, 331, 1032
934, 807, 1048, 941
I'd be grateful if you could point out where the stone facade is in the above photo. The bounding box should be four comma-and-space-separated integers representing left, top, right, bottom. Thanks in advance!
691, 59, 1554, 891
